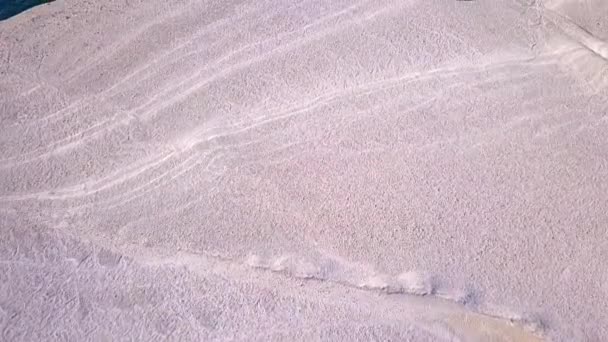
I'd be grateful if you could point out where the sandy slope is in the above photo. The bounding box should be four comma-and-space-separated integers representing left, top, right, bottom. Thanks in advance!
1, 0, 607, 341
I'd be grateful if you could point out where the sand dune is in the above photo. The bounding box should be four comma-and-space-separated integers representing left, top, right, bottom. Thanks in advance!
1, 0, 607, 341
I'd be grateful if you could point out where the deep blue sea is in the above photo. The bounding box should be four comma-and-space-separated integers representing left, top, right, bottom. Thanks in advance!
0, 0, 54, 21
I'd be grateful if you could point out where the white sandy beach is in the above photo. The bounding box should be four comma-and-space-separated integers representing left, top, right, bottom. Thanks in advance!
1, 0, 607, 341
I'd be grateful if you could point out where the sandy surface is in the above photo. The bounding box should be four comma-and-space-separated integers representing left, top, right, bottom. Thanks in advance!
1, 0, 607, 341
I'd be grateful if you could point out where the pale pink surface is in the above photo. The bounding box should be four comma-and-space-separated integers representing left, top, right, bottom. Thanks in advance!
1, 0, 607, 341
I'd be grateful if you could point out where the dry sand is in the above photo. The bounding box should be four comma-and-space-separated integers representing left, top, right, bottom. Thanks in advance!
1, 0, 607, 341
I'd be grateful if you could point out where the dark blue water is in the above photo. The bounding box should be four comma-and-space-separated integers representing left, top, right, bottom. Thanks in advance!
0, 0, 54, 21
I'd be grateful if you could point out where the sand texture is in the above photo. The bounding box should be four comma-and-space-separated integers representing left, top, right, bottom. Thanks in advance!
1, 0, 607, 341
